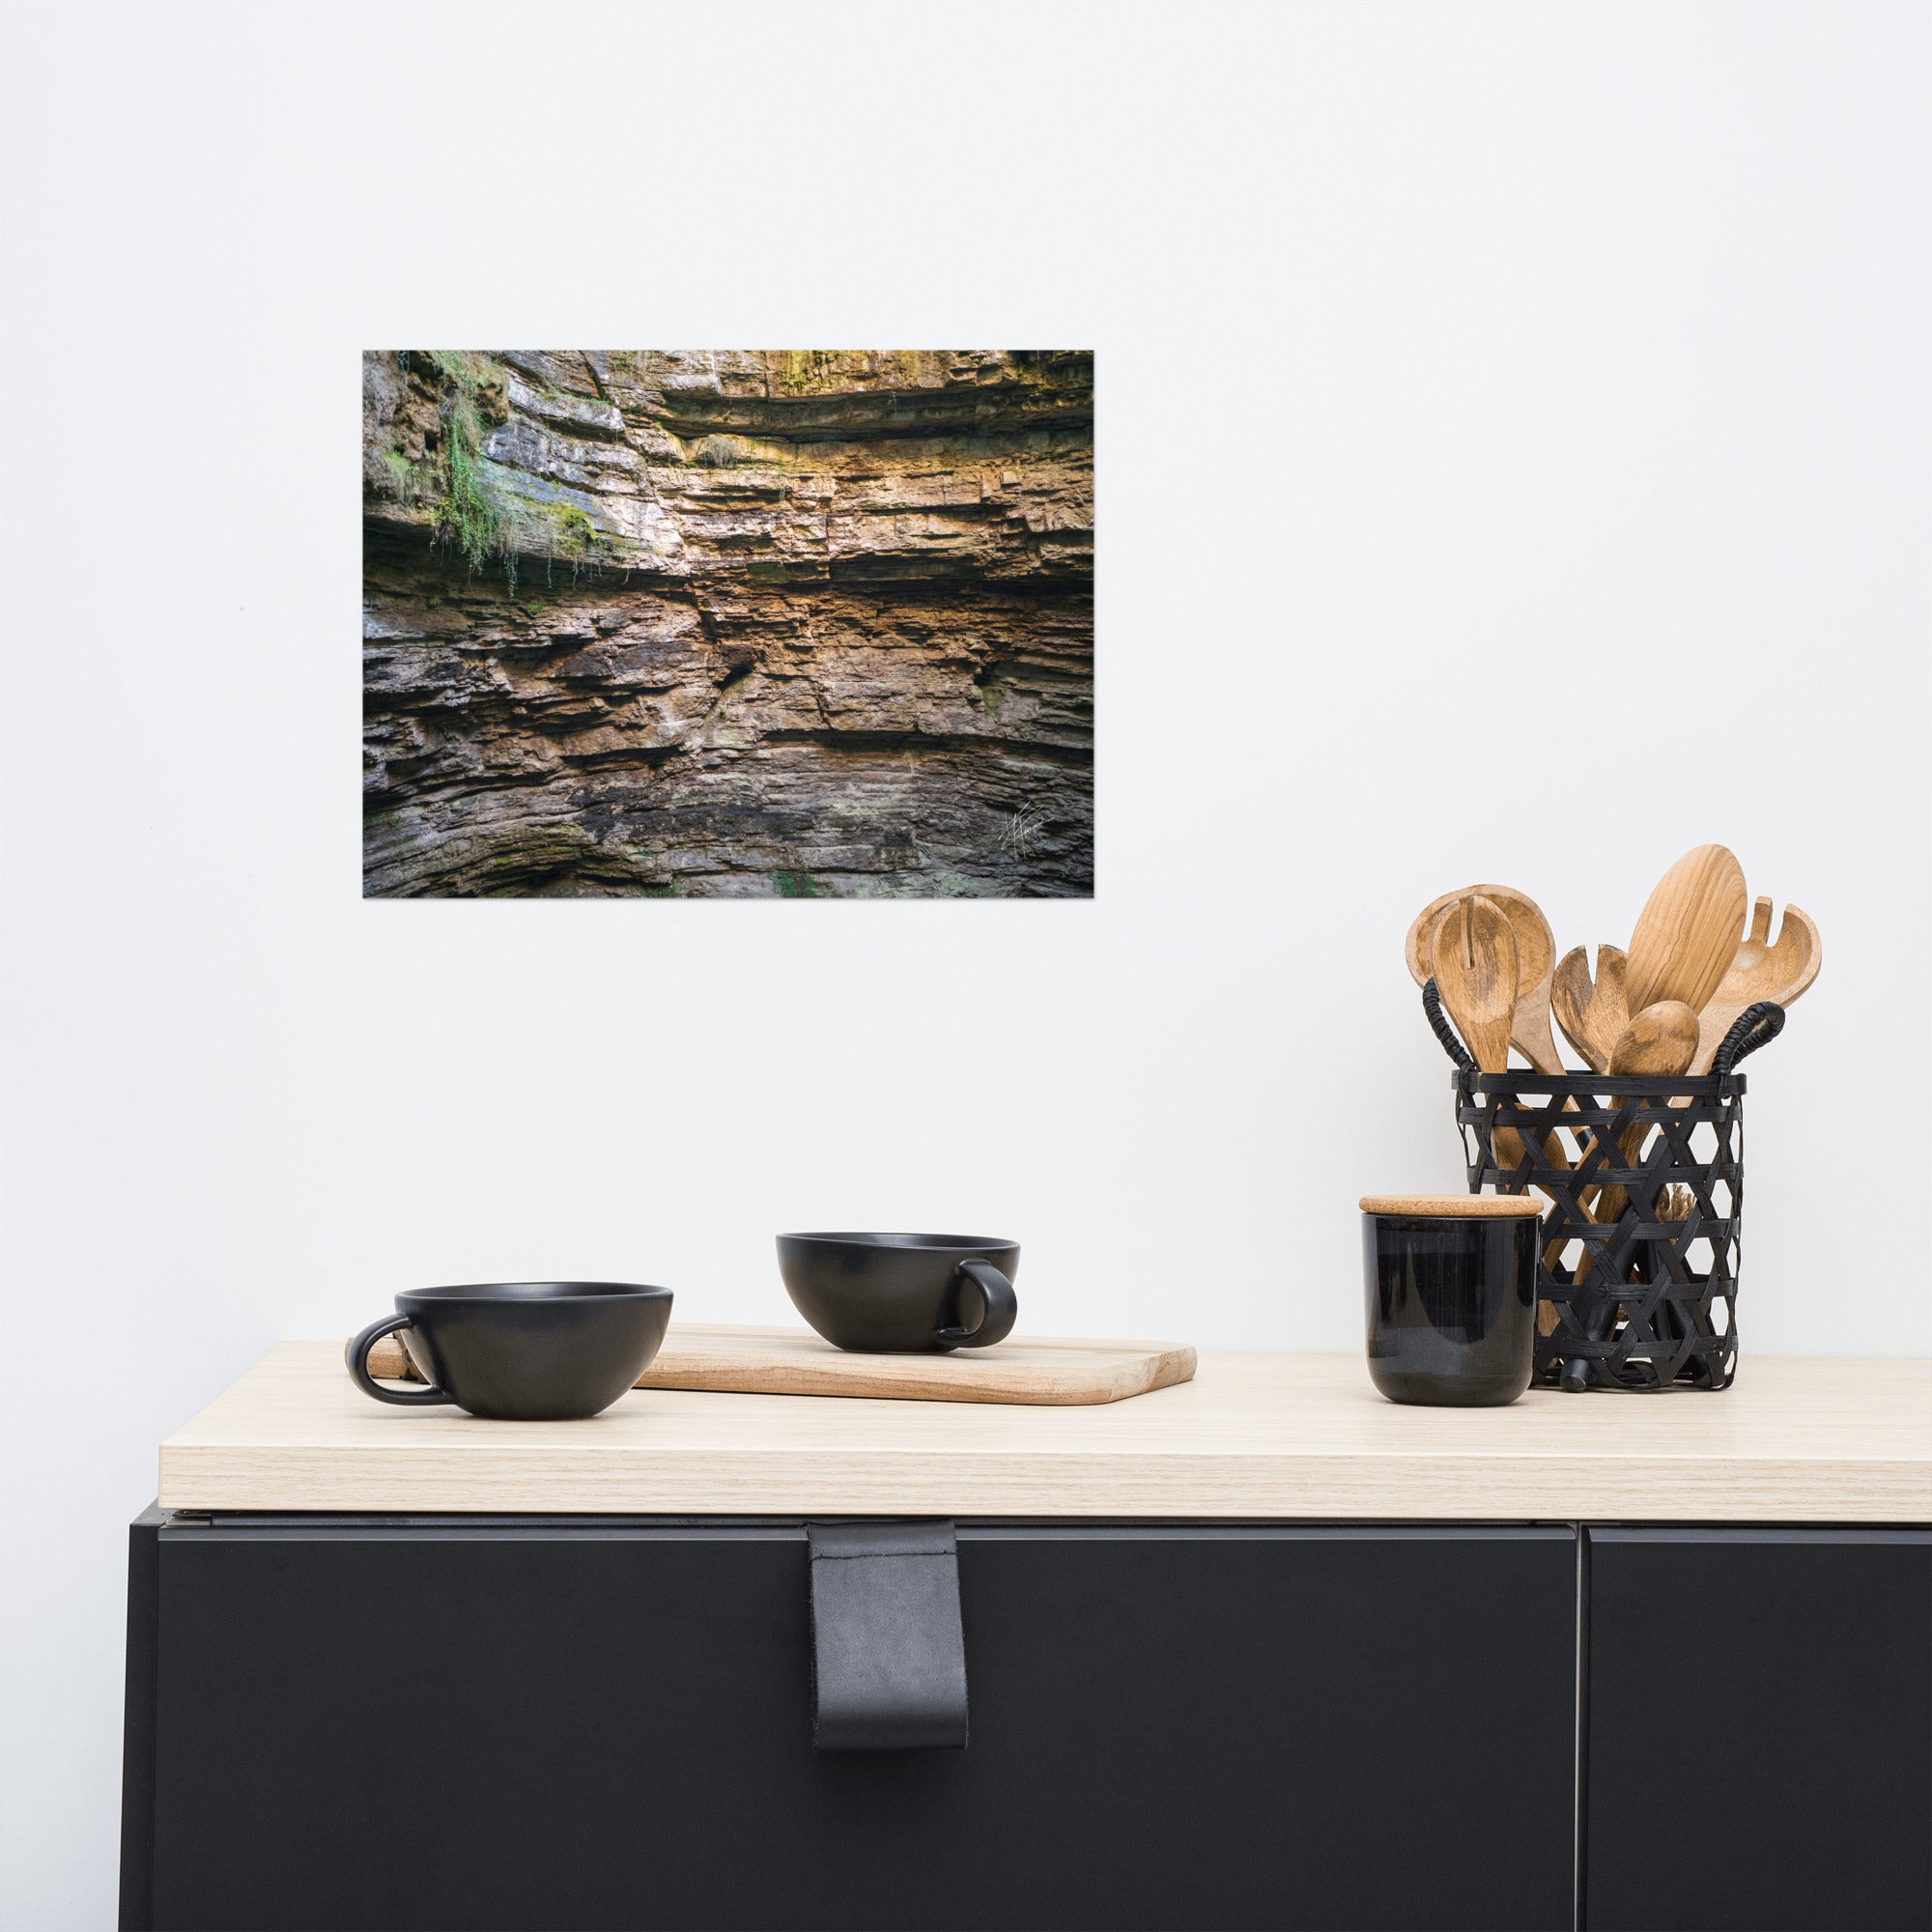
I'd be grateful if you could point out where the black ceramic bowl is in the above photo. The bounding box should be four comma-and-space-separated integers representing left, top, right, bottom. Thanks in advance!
777, 1233, 1020, 1353
345, 1282, 673, 1420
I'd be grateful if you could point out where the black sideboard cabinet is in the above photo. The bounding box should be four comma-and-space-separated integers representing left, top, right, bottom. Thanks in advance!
119, 1515, 1929, 1932
1584, 1528, 1930, 1932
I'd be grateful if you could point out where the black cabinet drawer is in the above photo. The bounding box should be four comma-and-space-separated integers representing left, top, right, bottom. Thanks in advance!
127, 1519, 1577, 1932
1584, 1528, 1932, 1932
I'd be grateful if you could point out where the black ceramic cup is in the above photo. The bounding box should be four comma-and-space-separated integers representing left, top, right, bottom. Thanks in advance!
1360, 1197, 1541, 1406
777, 1233, 1019, 1353
344, 1282, 673, 1420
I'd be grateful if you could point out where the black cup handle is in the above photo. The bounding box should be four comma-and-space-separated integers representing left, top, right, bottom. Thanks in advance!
345, 1314, 454, 1406
938, 1259, 1018, 1349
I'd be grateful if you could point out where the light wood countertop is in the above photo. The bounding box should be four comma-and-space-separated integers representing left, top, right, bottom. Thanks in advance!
157, 1342, 1932, 1521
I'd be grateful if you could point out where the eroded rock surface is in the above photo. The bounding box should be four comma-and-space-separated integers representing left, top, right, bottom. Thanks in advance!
362, 351, 1094, 896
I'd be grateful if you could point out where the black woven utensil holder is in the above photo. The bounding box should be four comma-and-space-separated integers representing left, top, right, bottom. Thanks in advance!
1452, 1068, 1748, 1391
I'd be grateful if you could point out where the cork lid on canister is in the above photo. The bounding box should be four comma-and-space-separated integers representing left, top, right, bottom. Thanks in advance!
1358, 1194, 1544, 1217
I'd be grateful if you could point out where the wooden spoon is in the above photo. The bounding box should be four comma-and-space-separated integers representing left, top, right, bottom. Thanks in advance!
1625, 844, 1748, 1018
1406, 884, 1564, 1074
1551, 944, 1630, 1076
1610, 1001, 1701, 1078
1563, 1000, 1702, 1387
1591, 999, 1703, 1221
1690, 897, 1822, 1073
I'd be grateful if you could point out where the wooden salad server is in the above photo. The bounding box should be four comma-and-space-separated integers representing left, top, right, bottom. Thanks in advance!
1406, 883, 1564, 1075
1430, 895, 1578, 1185
1429, 894, 1578, 1331
1624, 844, 1748, 1018
1428, 894, 1567, 1182
1551, 944, 1630, 1076
1690, 896, 1822, 1074
1428, 895, 1518, 1075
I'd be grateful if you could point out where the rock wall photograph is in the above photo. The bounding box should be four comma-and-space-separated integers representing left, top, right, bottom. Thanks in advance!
361, 351, 1094, 897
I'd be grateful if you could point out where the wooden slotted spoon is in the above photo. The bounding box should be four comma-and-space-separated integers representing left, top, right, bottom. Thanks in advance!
1690, 897, 1822, 1073
1429, 895, 1571, 1179
1406, 884, 1564, 1075
1428, 895, 1518, 1075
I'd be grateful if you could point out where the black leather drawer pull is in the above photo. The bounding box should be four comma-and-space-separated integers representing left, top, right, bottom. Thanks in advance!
807, 1520, 968, 1750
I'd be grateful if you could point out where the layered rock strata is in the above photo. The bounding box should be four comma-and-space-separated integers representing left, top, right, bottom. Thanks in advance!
361, 351, 1094, 897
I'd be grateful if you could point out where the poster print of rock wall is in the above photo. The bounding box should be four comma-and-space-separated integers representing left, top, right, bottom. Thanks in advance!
361, 351, 1094, 898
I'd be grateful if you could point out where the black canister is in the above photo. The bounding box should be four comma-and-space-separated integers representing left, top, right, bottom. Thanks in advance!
1360, 1195, 1543, 1406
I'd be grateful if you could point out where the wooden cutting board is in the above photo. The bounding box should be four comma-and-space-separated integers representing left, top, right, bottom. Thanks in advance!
362, 1322, 1197, 1406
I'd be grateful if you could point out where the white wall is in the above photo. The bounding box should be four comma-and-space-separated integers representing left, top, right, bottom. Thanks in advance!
3, 3, 1926, 1923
